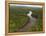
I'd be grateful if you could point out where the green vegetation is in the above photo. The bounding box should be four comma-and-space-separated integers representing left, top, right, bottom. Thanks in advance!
9, 15, 29, 32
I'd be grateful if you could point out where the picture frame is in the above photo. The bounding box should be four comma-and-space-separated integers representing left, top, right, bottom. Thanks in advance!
5, 1, 45, 36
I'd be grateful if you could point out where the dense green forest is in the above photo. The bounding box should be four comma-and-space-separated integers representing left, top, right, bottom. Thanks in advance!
9, 5, 43, 32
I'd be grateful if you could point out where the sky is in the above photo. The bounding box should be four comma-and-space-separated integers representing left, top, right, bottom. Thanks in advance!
10, 4, 43, 8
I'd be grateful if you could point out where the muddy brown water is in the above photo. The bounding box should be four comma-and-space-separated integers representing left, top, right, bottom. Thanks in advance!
15, 17, 38, 32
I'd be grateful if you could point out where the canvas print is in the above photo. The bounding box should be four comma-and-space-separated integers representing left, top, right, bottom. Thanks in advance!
8, 4, 43, 33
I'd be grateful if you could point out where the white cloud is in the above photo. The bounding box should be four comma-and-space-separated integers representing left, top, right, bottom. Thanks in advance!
10, 4, 43, 8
